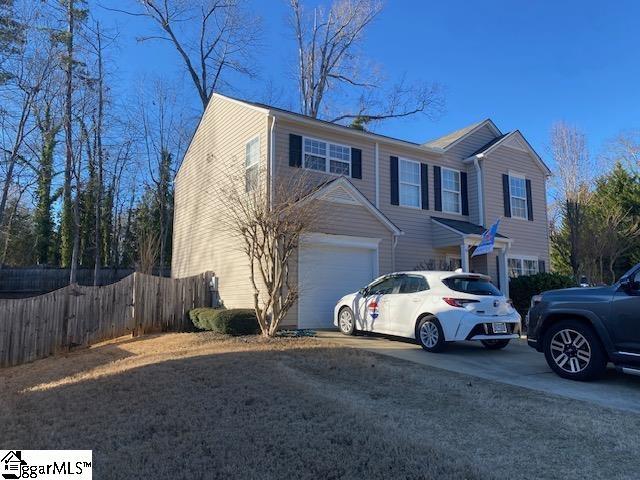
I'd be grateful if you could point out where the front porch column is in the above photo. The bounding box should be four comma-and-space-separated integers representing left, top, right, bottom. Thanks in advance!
460, 242, 470, 272
498, 246, 509, 298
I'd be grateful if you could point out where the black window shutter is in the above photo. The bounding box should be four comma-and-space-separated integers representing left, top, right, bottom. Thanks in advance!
351, 148, 362, 179
502, 174, 511, 217
433, 166, 442, 211
289, 134, 302, 168
461, 171, 469, 216
538, 260, 546, 273
495, 256, 501, 290
525, 179, 534, 221
420, 163, 429, 210
390, 156, 399, 205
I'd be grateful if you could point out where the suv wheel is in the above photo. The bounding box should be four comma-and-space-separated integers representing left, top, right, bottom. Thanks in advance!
416, 316, 446, 352
543, 320, 607, 381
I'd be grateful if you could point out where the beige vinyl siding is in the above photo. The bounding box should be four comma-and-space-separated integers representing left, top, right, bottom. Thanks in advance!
482, 144, 550, 266
273, 118, 507, 273
273, 118, 376, 203
172, 96, 268, 309
281, 199, 395, 327
431, 223, 463, 248
376, 126, 499, 270
444, 124, 499, 226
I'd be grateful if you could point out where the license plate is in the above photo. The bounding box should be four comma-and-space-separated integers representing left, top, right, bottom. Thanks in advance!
492, 322, 507, 334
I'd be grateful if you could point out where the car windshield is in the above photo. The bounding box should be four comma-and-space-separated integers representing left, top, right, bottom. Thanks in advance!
443, 276, 501, 296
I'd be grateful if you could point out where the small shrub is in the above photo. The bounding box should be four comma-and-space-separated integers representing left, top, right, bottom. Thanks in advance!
509, 272, 575, 317
189, 307, 260, 335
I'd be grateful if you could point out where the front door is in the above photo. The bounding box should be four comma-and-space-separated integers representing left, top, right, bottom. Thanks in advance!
610, 271, 640, 353
357, 275, 399, 333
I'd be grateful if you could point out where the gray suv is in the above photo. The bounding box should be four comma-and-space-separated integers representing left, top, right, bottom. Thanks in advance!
527, 265, 640, 381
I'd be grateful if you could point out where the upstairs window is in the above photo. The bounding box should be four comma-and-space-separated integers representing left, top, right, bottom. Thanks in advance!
245, 137, 260, 192
399, 158, 421, 208
442, 168, 461, 214
304, 137, 351, 175
509, 174, 528, 219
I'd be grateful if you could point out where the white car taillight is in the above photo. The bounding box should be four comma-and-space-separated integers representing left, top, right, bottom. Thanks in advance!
442, 297, 479, 308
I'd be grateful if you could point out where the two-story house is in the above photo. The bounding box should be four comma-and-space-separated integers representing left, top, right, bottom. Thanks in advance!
172, 93, 551, 329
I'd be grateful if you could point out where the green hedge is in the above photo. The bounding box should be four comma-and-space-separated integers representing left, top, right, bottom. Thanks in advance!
509, 272, 576, 317
189, 307, 260, 335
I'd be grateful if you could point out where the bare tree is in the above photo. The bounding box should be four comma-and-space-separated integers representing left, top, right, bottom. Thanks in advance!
549, 122, 592, 279
603, 131, 640, 174
137, 225, 160, 274
108, 0, 261, 109
0, 23, 56, 228
219, 169, 318, 337
289, 0, 442, 126
584, 202, 640, 284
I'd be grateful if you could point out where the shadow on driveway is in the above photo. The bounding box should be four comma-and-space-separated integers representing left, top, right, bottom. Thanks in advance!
317, 330, 640, 413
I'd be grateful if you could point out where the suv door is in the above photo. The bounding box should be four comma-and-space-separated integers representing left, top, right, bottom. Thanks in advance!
610, 270, 640, 353
386, 275, 430, 336
358, 275, 399, 333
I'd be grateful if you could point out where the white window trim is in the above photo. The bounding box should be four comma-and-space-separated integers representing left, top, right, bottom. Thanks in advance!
508, 172, 528, 220
245, 136, 260, 191
441, 167, 462, 215
302, 135, 352, 177
507, 254, 539, 277
398, 157, 422, 209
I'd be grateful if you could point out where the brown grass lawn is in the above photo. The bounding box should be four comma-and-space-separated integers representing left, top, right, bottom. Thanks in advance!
1, 332, 639, 479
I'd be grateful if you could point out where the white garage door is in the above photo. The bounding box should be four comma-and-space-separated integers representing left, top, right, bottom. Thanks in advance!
298, 237, 377, 329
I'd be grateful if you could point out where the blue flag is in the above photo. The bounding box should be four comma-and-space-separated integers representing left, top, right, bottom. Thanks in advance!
472, 219, 500, 257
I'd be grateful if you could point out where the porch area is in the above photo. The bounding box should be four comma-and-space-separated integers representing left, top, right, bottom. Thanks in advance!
431, 217, 512, 296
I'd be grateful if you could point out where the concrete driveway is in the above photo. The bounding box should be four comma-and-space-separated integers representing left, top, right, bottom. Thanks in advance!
318, 330, 640, 413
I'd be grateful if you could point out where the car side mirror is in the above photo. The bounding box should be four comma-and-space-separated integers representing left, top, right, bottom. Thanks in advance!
359, 287, 368, 296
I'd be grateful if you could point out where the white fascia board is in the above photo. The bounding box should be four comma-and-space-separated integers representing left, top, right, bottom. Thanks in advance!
463, 131, 552, 177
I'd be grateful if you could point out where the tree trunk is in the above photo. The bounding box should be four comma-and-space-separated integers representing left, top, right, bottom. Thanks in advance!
62, 0, 75, 274
0, 97, 31, 228
93, 23, 104, 286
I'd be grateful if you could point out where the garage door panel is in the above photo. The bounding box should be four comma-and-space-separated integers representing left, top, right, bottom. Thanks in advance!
298, 243, 376, 329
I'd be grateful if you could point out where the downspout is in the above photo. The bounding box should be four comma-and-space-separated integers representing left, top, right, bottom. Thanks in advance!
473, 157, 484, 227
375, 142, 380, 208
269, 114, 276, 208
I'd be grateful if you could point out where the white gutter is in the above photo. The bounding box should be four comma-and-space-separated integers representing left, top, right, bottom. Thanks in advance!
269, 115, 276, 208
374, 142, 380, 208
472, 157, 484, 227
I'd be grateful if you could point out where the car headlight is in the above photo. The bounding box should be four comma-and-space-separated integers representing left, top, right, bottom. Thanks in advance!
530, 294, 542, 308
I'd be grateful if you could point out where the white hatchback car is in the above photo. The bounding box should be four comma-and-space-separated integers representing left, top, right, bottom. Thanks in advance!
333, 270, 521, 352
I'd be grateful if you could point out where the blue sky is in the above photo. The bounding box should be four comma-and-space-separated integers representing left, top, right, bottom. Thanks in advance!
95, 0, 640, 163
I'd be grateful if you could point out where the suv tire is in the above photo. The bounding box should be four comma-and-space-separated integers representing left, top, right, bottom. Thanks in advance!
543, 320, 607, 381
416, 316, 446, 352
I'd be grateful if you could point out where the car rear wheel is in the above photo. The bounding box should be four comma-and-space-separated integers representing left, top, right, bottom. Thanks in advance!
338, 307, 355, 335
543, 320, 607, 381
416, 316, 446, 352
481, 339, 510, 350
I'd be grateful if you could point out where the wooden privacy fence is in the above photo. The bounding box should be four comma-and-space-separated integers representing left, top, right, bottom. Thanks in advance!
0, 267, 170, 298
0, 271, 214, 368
